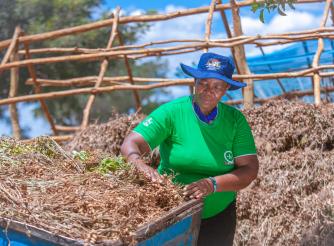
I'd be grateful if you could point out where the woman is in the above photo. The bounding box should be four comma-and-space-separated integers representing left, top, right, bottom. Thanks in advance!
121, 52, 259, 245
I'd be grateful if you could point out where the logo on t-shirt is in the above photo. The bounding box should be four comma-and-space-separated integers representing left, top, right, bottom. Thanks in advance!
224, 151, 234, 165
143, 117, 153, 127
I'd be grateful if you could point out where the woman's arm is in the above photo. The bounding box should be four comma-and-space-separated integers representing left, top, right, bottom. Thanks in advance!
183, 155, 259, 199
215, 154, 259, 192
121, 132, 164, 182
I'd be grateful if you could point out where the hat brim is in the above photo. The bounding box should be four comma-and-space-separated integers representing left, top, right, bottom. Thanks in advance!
180, 63, 246, 91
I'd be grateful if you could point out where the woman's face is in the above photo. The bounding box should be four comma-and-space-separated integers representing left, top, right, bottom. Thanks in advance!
193, 78, 230, 114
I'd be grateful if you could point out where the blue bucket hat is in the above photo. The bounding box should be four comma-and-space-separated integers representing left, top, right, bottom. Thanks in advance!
180, 52, 246, 90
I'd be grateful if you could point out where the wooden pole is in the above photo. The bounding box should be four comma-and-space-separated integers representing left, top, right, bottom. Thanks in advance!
230, 0, 254, 108
21, 135, 74, 144
0, 27, 22, 78
81, 8, 120, 129
312, 0, 332, 105
0, 81, 195, 105
117, 29, 142, 110
8, 27, 22, 139
2, 29, 334, 72
1, 27, 22, 66
23, 42, 58, 135
24, 64, 334, 87
216, 0, 241, 74
5, 70, 334, 106
226, 86, 334, 105
55, 125, 81, 132
9, 51, 21, 139
204, 0, 217, 52
15, 28, 334, 56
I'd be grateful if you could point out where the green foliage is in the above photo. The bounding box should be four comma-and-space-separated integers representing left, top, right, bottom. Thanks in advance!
0, 0, 168, 133
72, 150, 89, 162
0, 138, 34, 156
251, 0, 296, 23
0, 136, 69, 166
94, 156, 130, 174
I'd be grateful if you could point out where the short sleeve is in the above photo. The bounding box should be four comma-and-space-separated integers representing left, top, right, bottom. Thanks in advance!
133, 104, 172, 150
232, 112, 257, 158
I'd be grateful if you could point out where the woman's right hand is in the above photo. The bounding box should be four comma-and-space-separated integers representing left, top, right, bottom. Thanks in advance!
121, 132, 164, 183
132, 160, 165, 183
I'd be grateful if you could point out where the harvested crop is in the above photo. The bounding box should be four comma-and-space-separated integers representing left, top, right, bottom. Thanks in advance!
234, 100, 334, 246
0, 137, 184, 245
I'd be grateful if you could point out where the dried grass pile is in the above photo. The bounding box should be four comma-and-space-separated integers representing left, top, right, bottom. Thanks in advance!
235, 100, 334, 246
245, 100, 334, 155
66, 113, 145, 155
0, 137, 183, 245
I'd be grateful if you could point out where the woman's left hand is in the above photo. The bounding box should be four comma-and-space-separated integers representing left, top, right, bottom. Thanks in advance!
183, 178, 214, 200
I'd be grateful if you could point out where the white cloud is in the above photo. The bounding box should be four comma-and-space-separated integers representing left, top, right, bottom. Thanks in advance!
126, 5, 326, 97
138, 5, 207, 42
241, 10, 323, 56
134, 5, 229, 75
129, 9, 145, 16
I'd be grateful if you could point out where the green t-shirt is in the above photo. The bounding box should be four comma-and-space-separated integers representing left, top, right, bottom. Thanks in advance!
133, 96, 256, 219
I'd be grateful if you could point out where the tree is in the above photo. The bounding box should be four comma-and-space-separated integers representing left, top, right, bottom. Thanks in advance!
251, 0, 297, 23
0, 0, 168, 134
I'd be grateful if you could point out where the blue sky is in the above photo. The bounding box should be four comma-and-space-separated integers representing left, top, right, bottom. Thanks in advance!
0, 0, 331, 138
103, 0, 209, 11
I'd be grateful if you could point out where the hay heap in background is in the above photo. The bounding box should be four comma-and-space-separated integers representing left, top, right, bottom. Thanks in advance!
66, 113, 145, 155
236, 100, 334, 246
0, 137, 183, 245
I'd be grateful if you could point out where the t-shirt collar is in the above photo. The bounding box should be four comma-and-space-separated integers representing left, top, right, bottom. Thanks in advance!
193, 101, 218, 124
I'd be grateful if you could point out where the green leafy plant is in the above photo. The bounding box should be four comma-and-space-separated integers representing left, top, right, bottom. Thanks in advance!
95, 156, 130, 174
251, 0, 296, 23
72, 150, 89, 162
0, 138, 34, 156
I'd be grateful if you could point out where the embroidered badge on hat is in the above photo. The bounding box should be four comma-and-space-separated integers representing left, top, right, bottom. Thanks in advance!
205, 58, 221, 71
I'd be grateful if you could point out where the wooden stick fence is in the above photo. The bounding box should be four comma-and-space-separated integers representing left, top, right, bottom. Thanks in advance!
0, 0, 333, 140
8, 27, 22, 139
81, 8, 121, 129
312, 0, 332, 104
0, 0, 325, 51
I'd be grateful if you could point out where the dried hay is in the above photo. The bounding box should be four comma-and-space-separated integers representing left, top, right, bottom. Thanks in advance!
0, 137, 183, 245
235, 100, 334, 246
244, 100, 334, 155
66, 113, 145, 155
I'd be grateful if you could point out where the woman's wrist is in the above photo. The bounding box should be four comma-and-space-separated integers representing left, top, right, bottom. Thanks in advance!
208, 177, 217, 192
126, 151, 141, 160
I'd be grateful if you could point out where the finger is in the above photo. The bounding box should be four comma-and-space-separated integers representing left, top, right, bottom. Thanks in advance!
155, 172, 165, 183
195, 192, 204, 199
185, 182, 198, 190
184, 182, 201, 191
150, 170, 158, 182
190, 190, 203, 200
152, 171, 163, 183
183, 186, 200, 197
137, 166, 152, 179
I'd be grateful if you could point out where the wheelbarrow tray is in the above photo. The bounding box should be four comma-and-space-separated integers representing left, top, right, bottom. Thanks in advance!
0, 199, 203, 246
